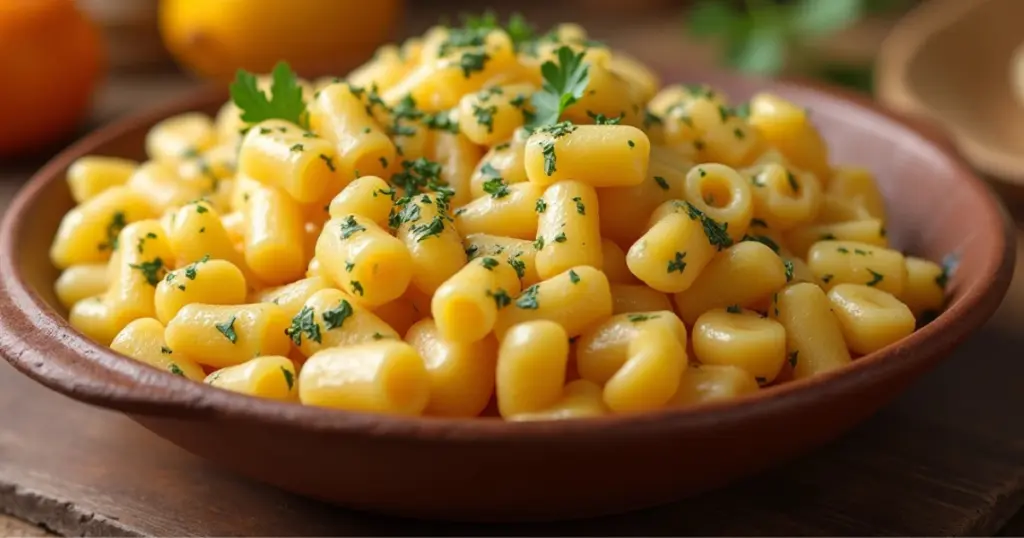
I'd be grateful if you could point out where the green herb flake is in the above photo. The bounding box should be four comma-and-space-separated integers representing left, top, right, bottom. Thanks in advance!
837, 247, 850, 254
572, 196, 586, 215
281, 367, 294, 390
586, 110, 624, 125
667, 251, 687, 273
788, 350, 799, 368
784, 260, 794, 282
654, 176, 670, 190
482, 176, 510, 198
285, 306, 322, 346
866, 269, 884, 287
290, 143, 304, 153
345, 261, 355, 272
553, 232, 567, 243
821, 273, 834, 284
488, 288, 512, 309
535, 198, 547, 213
683, 202, 733, 251
410, 215, 446, 242
160, 346, 173, 354
481, 257, 499, 270
322, 300, 354, 330
351, 281, 365, 296
568, 269, 581, 284
98, 211, 127, 252
541, 139, 557, 176
787, 171, 799, 193
458, 51, 490, 77
339, 215, 366, 239
515, 285, 540, 309
854, 249, 870, 256
473, 104, 497, 133
168, 363, 185, 377
129, 257, 166, 286
533, 236, 545, 250
319, 154, 336, 171
215, 315, 238, 343
627, 139, 635, 148
726, 304, 742, 314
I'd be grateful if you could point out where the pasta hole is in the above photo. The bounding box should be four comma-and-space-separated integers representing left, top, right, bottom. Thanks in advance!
700, 177, 733, 208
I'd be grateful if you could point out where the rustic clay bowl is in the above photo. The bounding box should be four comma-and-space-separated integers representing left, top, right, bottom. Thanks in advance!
875, 0, 1024, 185
0, 74, 1014, 522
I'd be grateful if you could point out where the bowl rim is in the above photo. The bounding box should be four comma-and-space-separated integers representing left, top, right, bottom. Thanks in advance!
0, 77, 1015, 442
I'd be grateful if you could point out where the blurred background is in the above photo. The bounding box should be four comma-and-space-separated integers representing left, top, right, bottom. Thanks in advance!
2, 0, 1023, 202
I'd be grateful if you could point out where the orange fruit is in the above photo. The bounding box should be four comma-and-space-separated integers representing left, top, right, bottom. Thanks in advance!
158, 0, 404, 83
0, 0, 105, 157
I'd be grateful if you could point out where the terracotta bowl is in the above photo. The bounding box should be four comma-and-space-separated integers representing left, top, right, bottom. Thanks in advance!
0, 75, 1015, 522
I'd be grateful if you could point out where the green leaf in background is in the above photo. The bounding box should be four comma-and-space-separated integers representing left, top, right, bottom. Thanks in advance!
789, 0, 863, 36
687, 1, 740, 38
727, 25, 787, 75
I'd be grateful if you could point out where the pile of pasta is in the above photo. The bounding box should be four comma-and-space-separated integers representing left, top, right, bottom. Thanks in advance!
49, 18, 949, 421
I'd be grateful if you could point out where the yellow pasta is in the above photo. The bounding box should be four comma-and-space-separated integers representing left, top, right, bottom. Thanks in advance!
111, 317, 206, 381
205, 356, 297, 401
525, 124, 649, 188
315, 215, 413, 307
406, 318, 498, 417
806, 240, 906, 297
164, 303, 292, 368
67, 156, 137, 204
237, 119, 344, 204
493, 266, 612, 339
827, 284, 915, 355
47, 16, 941, 417
299, 340, 430, 415
535, 180, 603, 279
496, 320, 569, 417
431, 256, 522, 343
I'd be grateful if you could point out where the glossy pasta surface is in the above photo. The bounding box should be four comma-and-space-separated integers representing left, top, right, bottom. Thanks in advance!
50, 15, 949, 420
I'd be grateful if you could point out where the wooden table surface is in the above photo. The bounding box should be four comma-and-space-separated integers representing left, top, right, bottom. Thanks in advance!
4, 6, 1024, 537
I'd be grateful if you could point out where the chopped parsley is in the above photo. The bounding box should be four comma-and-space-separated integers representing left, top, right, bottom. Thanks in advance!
168, 364, 185, 377
667, 251, 687, 273
350, 281, 365, 296
422, 112, 460, 133
627, 139, 635, 148
515, 285, 540, 309
572, 196, 586, 215
568, 269, 580, 284
508, 254, 526, 278
215, 316, 238, 343
726, 304, 742, 314
837, 247, 850, 254
410, 215, 446, 242
536, 121, 576, 175
160, 346, 173, 354
488, 289, 512, 309
473, 104, 497, 133
854, 249, 870, 256
345, 261, 355, 272
788, 351, 799, 368
129, 257, 165, 286
135, 231, 158, 253
290, 143, 304, 153
682, 202, 732, 250
553, 232, 567, 243
643, 110, 664, 129
535, 198, 547, 213
322, 300, 354, 330
533, 236, 545, 250
480, 257, 499, 270
784, 260, 794, 282
482, 177, 510, 198
379, 157, 389, 169
339, 215, 366, 239
390, 157, 445, 194
98, 211, 127, 252
586, 111, 623, 125
654, 176, 670, 190
866, 269, 884, 287
230, 62, 308, 128
821, 273, 834, 284
281, 367, 294, 390
286, 306, 322, 346
319, 154, 336, 171
786, 171, 799, 193
458, 51, 490, 77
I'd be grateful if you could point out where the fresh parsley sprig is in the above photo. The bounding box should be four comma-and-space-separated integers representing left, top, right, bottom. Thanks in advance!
230, 61, 309, 129
527, 45, 591, 130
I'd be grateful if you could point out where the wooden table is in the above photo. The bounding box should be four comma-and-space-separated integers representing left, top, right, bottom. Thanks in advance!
4, 8, 1024, 536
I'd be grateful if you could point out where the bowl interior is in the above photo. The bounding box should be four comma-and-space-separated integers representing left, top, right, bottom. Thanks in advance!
3, 75, 1012, 432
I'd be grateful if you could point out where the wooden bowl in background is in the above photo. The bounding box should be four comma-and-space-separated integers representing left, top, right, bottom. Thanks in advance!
0, 74, 1015, 521
875, 0, 1024, 185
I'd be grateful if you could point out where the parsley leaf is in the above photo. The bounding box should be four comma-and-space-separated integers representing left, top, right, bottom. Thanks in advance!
569, 269, 581, 284
322, 300, 354, 330
129, 257, 166, 286
628, 313, 659, 322
528, 46, 591, 129
516, 285, 540, 309
285, 306, 322, 346
586, 110, 624, 125
281, 367, 294, 390
339, 215, 366, 239
488, 289, 513, 309
482, 177, 510, 198
215, 316, 238, 343
682, 202, 733, 250
98, 211, 127, 252
230, 62, 308, 128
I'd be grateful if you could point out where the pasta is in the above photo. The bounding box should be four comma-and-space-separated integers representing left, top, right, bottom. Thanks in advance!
49, 15, 949, 421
